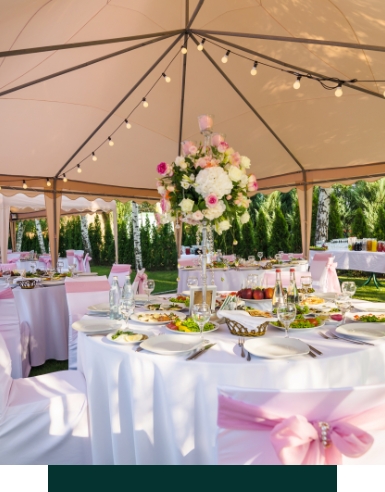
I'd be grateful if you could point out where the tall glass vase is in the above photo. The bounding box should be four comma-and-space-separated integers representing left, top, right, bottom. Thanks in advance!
201, 220, 208, 306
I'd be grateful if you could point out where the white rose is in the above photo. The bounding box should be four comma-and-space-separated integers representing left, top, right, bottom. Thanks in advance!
175, 156, 188, 170
192, 210, 204, 221
181, 181, 190, 189
240, 174, 249, 187
225, 147, 235, 155
227, 165, 243, 182
240, 155, 251, 169
214, 220, 231, 235
155, 202, 162, 213
240, 211, 250, 224
203, 200, 226, 220
157, 186, 166, 194
179, 198, 194, 213
167, 185, 175, 192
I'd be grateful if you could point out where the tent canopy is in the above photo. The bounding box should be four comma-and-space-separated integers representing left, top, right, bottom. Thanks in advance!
1, 0, 385, 256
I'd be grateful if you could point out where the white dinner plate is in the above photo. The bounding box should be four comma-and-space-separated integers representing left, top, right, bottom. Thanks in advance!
355, 303, 385, 313
346, 312, 385, 323
139, 334, 203, 355
87, 302, 110, 313
269, 320, 325, 331
336, 322, 385, 340
75, 272, 98, 276
72, 318, 123, 333
134, 294, 158, 303
106, 329, 153, 345
165, 323, 219, 335
244, 337, 309, 359
131, 311, 186, 325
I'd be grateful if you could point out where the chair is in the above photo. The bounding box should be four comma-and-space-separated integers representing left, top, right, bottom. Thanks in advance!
0, 333, 92, 465
66, 250, 75, 266
74, 250, 85, 272
217, 385, 385, 465
108, 264, 131, 287
132, 268, 147, 294
310, 253, 341, 293
83, 253, 92, 273
0, 287, 30, 378
65, 277, 110, 370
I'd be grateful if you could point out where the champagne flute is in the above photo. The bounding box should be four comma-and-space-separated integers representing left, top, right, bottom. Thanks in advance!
120, 298, 135, 327
277, 303, 297, 338
144, 279, 155, 303
257, 252, 263, 264
335, 294, 351, 325
341, 281, 356, 299
57, 261, 64, 274
192, 303, 211, 340
187, 276, 198, 289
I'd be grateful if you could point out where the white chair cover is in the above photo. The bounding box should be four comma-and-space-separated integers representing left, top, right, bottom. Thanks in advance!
65, 276, 110, 370
108, 264, 131, 287
217, 385, 385, 465
83, 253, 92, 273
74, 250, 85, 272
66, 250, 75, 266
0, 334, 92, 465
310, 253, 341, 293
0, 287, 30, 378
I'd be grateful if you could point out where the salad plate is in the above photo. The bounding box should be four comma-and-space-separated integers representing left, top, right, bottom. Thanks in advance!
75, 272, 98, 277
41, 279, 65, 286
72, 318, 122, 333
244, 337, 309, 359
139, 334, 203, 355
355, 303, 385, 313
269, 319, 325, 331
336, 322, 385, 340
165, 319, 218, 335
88, 302, 110, 314
106, 329, 152, 345
130, 311, 185, 325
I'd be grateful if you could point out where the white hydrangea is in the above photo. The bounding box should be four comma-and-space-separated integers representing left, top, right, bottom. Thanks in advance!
227, 165, 244, 182
202, 200, 226, 220
195, 167, 233, 198
240, 211, 250, 224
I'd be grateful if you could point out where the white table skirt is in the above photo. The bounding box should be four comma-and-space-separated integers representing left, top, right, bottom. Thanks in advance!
310, 250, 385, 273
77, 298, 385, 465
12, 285, 69, 366
177, 264, 309, 292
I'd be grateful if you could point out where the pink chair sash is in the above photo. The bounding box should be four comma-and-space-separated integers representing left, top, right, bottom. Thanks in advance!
0, 288, 13, 300
326, 259, 341, 293
65, 280, 110, 294
218, 394, 385, 465
40, 256, 52, 268
19, 252, 29, 260
84, 253, 92, 272
134, 269, 147, 294
74, 253, 85, 272
111, 264, 131, 274
1, 264, 15, 272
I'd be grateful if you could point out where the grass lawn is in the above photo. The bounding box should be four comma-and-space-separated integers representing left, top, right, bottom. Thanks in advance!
338, 275, 385, 303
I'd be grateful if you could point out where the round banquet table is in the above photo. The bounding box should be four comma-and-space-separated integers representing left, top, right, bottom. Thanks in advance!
177, 263, 309, 292
77, 298, 385, 465
12, 284, 69, 366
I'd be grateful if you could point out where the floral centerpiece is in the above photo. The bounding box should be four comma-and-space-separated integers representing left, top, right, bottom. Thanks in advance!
156, 132, 258, 234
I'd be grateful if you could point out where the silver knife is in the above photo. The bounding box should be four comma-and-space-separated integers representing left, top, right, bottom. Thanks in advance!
332, 334, 374, 346
85, 331, 114, 337
186, 343, 216, 360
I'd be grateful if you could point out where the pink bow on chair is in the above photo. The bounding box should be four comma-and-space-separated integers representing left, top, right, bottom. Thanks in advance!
83, 253, 92, 272
326, 259, 341, 293
8, 258, 18, 264
74, 253, 85, 272
134, 269, 147, 294
40, 256, 52, 269
218, 395, 385, 465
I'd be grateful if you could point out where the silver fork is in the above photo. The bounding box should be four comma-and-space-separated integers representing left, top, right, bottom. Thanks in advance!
320, 331, 373, 346
238, 337, 245, 358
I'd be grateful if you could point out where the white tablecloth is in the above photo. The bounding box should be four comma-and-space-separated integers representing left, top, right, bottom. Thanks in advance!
12, 284, 68, 366
310, 250, 385, 273
177, 264, 309, 292
77, 298, 385, 465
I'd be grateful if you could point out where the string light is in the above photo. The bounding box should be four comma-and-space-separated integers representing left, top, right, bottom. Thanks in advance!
293, 76, 301, 90
335, 83, 343, 97
46, 178, 51, 187
250, 61, 258, 76
92, 152, 97, 161
63, 174, 68, 183
197, 39, 205, 51
108, 137, 114, 146
221, 50, 230, 64
142, 98, 149, 108
77, 164, 82, 173
162, 73, 171, 83
22, 180, 27, 189
181, 46, 187, 54
125, 119, 132, 129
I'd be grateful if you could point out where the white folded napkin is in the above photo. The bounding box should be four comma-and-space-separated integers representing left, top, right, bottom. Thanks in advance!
217, 310, 276, 331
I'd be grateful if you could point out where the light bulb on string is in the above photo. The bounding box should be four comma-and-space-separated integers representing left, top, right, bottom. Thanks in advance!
162, 73, 171, 83
92, 152, 97, 161
197, 39, 205, 51
108, 137, 114, 146
63, 174, 68, 183
22, 180, 27, 189
181, 46, 187, 54
142, 98, 149, 108
125, 119, 131, 129
250, 61, 258, 76
335, 83, 343, 97
46, 178, 51, 187
293, 76, 301, 90
383, 90, 385, 98
221, 50, 230, 64
77, 164, 82, 173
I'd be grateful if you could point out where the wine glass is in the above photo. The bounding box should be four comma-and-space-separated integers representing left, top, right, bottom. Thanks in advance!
301, 277, 312, 298
57, 261, 64, 274
68, 265, 75, 278
192, 303, 211, 340
341, 281, 356, 299
144, 279, 155, 303
47, 268, 55, 281
277, 303, 297, 338
335, 294, 351, 325
248, 255, 255, 265
187, 276, 198, 289
30, 263, 37, 275
3, 270, 11, 285
120, 298, 135, 327
257, 252, 263, 264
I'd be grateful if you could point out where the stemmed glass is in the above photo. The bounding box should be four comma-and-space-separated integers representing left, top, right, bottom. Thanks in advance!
277, 303, 297, 338
187, 276, 198, 289
57, 261, 64, 274
257, 252, 263, 264
30, 263, 37, 275
341, 281, 356, 299
120, 297, 136, 327
335, 294, 351, 325
144, 279, 155, 303
192, 303, 211, 340
248, 255, 255, 265
47, 268, 55, 281
301, 277, 312, 298
68, 265, 75, 277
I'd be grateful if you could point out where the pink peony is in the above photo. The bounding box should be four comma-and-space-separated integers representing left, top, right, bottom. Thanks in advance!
247, 174, 258, 192
205, 194, 219, 208
157, 161, 172, 175
218, 141, 229, 153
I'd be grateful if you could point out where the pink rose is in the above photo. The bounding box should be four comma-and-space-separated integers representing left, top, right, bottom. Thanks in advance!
160, 197, 171, 213
211, 133, 225, 147
247, 174, 258, 192
195, 156, 209, 169
218, 141, 229, 153
189, 145, 197, 154
157, 162, 172, 175
156, 180, 162, 187
192, 210, 204, 221
205, 194, 219, 208
230, 152, 241, 166
226, 195, 232, 200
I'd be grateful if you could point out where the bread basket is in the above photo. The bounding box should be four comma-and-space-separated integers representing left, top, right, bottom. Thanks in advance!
18, 279, 36, 289
224, 317, 269, 337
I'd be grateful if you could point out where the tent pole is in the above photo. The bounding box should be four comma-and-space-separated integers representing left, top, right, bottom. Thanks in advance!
9, 220, 16, 252
187, 0, 205, 29
190, 34, 305, 172
196, 32, 383, 99
0, 30, 183, 58
56, 33, 184, 178
0, 34, 177, 98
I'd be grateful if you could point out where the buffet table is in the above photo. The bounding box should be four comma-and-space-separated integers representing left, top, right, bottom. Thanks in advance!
309, 250, 385, 273
77, 298, 383, 465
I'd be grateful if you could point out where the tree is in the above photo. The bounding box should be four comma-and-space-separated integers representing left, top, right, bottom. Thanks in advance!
328, 193, 344, 240
374, 206, 385, 240
117, 221, 129, 264
290, 201, 302, 253
310, 187, 319, 246
255, 209, 269, 258
351, 208, 368, 238
140, 215, 152, 269
102, 213, 116, 265
58, 218, 66, 257
80, 215, 92, 254
269, 207, 289, 256
240, 219, 256, 258
88, 215, 103, 265
34, 219, 46, 253
16, 221, 24, 252
314, 187, 332, 244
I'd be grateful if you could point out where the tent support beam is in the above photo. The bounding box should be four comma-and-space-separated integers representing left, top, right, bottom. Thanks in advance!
55, 33, 184, 178
192, 29, 385, 53
0, 34, 176, 98
190, 34, 304, 172
187, 0, 204, 29
197, 33, 383, 99
0, 30, 183, 58
178, 5, 190, 154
